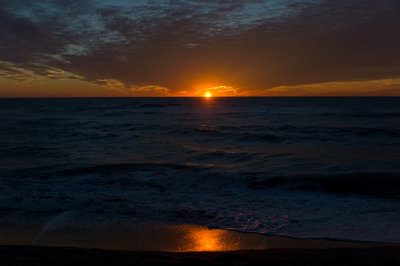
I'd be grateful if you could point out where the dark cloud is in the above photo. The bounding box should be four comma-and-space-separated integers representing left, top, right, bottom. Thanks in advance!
1, 0, 399, 94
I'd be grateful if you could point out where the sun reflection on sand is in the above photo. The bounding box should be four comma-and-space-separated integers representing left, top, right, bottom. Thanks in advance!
15, 223, 268, 252
2, 223, 382, 252
178, 225, 239, 251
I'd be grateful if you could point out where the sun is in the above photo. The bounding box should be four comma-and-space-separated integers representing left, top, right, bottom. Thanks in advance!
205, 92, 212, 98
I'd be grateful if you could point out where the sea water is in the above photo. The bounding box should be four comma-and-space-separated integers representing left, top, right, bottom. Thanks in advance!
0, 97, 399, 243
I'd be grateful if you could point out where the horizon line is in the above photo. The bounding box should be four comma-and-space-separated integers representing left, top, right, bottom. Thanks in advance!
1, 95, 400, 99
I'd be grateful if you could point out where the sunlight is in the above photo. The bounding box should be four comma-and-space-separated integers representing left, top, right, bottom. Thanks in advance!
178, 225, 238, 252
205, 92, 212, 98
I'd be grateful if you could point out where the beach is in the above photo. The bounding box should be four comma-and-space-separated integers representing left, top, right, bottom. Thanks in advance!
2, 245, 399, 265
1, 224, 399, 265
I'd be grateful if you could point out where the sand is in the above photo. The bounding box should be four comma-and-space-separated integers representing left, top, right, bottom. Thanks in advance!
1, 245, 400, 265
1, 224, 399, 265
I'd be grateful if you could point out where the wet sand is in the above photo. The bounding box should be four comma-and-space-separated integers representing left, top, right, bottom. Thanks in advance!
1, 224, 399, 265
1, 224, 398, 251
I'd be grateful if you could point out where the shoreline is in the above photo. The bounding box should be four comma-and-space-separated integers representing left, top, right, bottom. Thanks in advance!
2, 224, 399, 252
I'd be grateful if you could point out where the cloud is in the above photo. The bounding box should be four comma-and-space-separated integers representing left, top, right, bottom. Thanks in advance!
186, 85, 239, 96
1, 0, 400, 95
93, 79, 170, 96
131, 85, 170, 95
261, 78, 400, 96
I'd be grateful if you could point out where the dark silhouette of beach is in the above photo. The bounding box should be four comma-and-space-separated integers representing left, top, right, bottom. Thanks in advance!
1, 245, 399, 265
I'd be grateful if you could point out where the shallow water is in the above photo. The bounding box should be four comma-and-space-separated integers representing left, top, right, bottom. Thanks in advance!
0, 97, 399, 243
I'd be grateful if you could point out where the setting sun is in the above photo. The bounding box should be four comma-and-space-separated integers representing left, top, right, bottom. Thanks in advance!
205, 92, 212, 98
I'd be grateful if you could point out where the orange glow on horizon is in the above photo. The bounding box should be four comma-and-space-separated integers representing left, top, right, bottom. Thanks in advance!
2, 77, 400, 97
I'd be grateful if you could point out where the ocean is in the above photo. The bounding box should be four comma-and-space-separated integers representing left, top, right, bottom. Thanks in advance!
0, 97, 399, 244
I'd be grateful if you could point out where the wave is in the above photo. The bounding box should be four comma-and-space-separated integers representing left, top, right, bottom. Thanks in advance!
1, 164, 399, 242
172, 124, 399, 142
55, 162, 207, 176
35, 164, 400, 199
334, 127, 400, 138
247, 172, 400, 199
174, 126, 283, 142
322, 112, 400, 118
275, 125, 400, 139
189, 151, 258, 163
140, 103, 183, 108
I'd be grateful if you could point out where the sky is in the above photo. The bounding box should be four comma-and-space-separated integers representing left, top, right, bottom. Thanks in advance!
0, 0, 399, 97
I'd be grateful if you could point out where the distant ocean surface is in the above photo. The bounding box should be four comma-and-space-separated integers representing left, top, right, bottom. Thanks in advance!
0, 97, 399, 242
